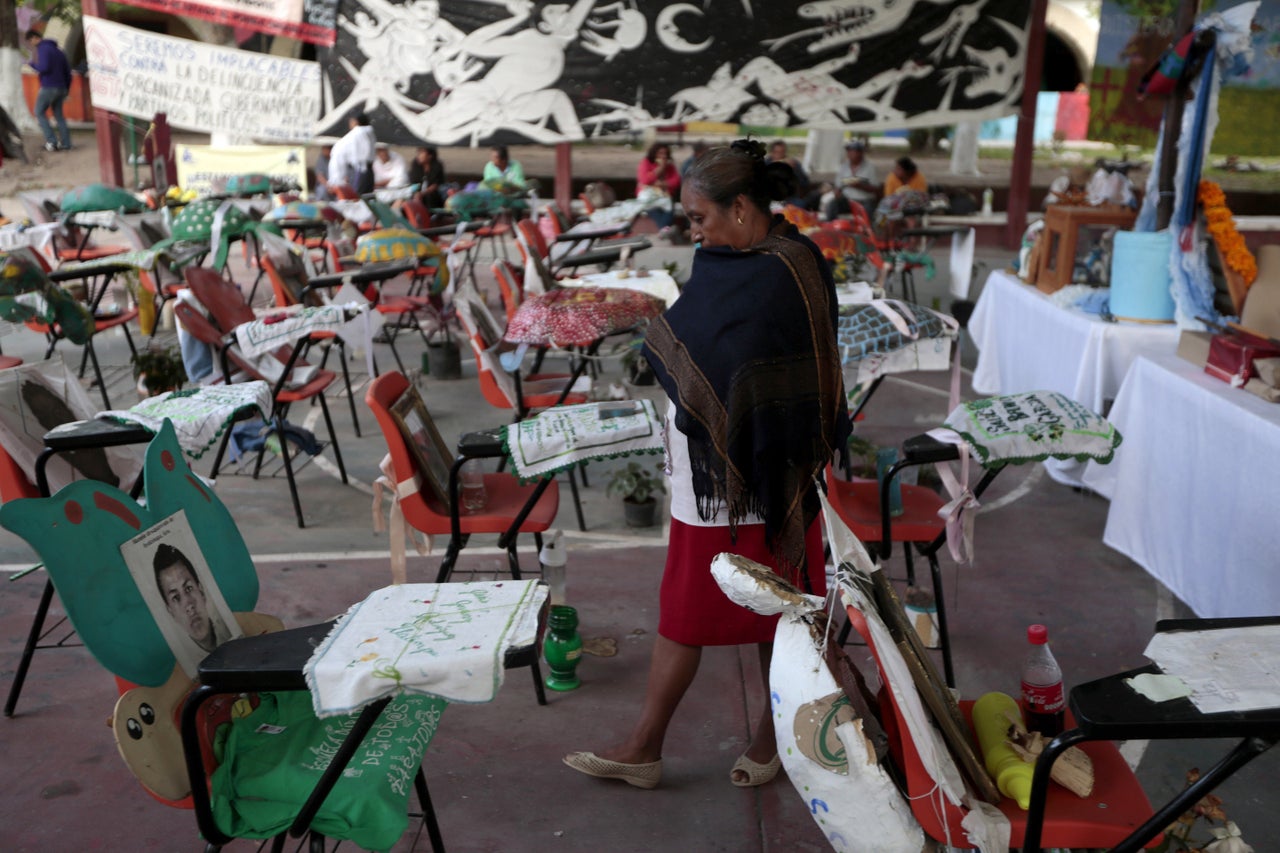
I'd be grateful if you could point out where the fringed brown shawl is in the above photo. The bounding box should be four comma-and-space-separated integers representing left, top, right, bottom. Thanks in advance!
642, 217, 850, 575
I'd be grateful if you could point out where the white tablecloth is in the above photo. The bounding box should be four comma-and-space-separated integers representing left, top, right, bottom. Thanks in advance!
1081, 355, 1280, 619
969, 269, 1179, 484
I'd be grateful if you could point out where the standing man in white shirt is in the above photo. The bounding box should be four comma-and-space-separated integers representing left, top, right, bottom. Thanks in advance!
372, 143, 410, 190
329, 113, 377, 195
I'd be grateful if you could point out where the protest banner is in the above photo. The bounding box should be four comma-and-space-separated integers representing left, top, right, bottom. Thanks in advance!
175, 144, 309, 196
84, 17, 321, 143
107, 0, 337, 47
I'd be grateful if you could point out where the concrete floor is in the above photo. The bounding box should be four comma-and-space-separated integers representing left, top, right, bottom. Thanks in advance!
0, 233, 1275, 851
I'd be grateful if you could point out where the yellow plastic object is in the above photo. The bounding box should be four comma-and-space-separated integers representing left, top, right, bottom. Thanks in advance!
972, 692, 1034, 810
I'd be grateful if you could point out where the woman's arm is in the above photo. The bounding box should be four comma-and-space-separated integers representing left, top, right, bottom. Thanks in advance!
664, 163, 680, 195
636, 158, 658, 189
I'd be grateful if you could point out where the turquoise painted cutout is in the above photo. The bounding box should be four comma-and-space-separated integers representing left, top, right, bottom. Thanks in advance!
0, 420, 259, 687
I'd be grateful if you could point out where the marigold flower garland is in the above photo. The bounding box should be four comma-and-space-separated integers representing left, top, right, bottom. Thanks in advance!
1198, 180, 1258, 287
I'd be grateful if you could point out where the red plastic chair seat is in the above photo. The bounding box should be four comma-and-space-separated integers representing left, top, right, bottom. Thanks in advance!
56, 244, 133, 262
445, 472, 559, 536
375, 296, 421, 314
443, 238, 477, 253
275, 368, 337, 404
887, 694, 1157, 847
846, 605, 1158, 849
825, 469, 946, 544
25, 307, 139, 338
93, 307, 140, 332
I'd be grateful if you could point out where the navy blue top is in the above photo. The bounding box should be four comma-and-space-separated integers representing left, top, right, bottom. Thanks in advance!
29, 39, 72, 90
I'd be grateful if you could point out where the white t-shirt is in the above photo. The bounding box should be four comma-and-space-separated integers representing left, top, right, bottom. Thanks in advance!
837, 157, 878, 206
330, 125, 376, 186
373, 150, 410, 189
664, 400, 763, 528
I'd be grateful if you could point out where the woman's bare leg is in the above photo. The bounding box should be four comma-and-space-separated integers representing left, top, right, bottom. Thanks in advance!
595, 634, 702, 764
731, 641, 777, 784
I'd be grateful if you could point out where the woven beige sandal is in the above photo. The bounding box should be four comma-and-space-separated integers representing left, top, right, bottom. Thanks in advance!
729, 753, 781, 787
563, 751, 662, 790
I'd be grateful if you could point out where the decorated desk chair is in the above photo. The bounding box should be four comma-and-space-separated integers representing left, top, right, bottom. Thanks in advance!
366, 371, 560, 587
0, 421, 448, 852
175, 268, 348, 528
839, 563, 1158, 851
826, 392, 1123, 688
260, 252, 362, 436
454, 284, 590, 530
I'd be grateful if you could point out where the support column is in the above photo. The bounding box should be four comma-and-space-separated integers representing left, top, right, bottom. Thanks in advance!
81, 0, 122, 185
1155, 0, 1201, 230
555, 142, 572, 213
1006, 0, 1048, 250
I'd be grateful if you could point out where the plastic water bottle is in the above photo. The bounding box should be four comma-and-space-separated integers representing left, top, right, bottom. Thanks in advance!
982, 187, 994, 215
1021, 624, 1065, 736
539, 529, 567, 606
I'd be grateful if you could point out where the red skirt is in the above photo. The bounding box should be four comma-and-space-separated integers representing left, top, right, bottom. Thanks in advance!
658, 517, 827, 646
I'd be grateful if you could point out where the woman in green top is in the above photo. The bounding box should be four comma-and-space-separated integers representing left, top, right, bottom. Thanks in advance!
482, 144, 526, 190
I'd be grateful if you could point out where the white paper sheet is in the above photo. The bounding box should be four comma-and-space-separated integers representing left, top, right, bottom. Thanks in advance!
1143, 625, 1280, 714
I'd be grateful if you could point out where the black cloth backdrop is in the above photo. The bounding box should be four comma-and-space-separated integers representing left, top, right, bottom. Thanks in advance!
316, 0, 1032, 147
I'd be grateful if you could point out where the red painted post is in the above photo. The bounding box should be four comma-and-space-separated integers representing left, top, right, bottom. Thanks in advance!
80, 0, 123, 186
1006, 0, 1048, 250
555, 142, 572, 213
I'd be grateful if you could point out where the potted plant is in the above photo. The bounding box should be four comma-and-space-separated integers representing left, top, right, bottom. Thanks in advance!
605, 460, 666, 528
132, 345, 187, 397
845, 433, 879, 480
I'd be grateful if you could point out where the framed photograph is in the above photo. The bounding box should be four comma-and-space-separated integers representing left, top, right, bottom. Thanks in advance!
119, 509, 244, 679
389, 384, 455, 507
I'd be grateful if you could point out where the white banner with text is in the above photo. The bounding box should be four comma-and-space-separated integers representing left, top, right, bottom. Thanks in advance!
84, 17, 321, 143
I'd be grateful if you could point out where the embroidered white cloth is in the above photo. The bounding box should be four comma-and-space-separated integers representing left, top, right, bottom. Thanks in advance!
304, 581, 547, 717
98, 381, 272, 459
502, 399, 663, 481
941, 390, 1121, 468
233, 304, 366, 358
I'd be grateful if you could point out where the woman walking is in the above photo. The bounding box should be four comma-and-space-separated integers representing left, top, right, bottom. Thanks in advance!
564, 139, 849, 790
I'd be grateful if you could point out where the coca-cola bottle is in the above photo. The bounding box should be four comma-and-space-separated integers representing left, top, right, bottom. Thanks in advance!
1021, 624, 1065, 736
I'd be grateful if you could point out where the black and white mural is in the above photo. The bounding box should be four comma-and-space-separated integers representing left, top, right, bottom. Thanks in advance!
316, 0, 1032, 146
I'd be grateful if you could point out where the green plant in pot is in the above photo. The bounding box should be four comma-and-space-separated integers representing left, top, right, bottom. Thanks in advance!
605, 460, 666, 528
132, 346, 187, 397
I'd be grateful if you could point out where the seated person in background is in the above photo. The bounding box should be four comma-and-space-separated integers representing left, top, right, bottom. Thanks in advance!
877, 156, 930, 239
636, 142, 680, 231
372, 143, 410, 190
821, 139, 878, 220
884, 155, 927, 197
766, 140, 811, 208
483, 144, 527, 191
410, 145, 447, 209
